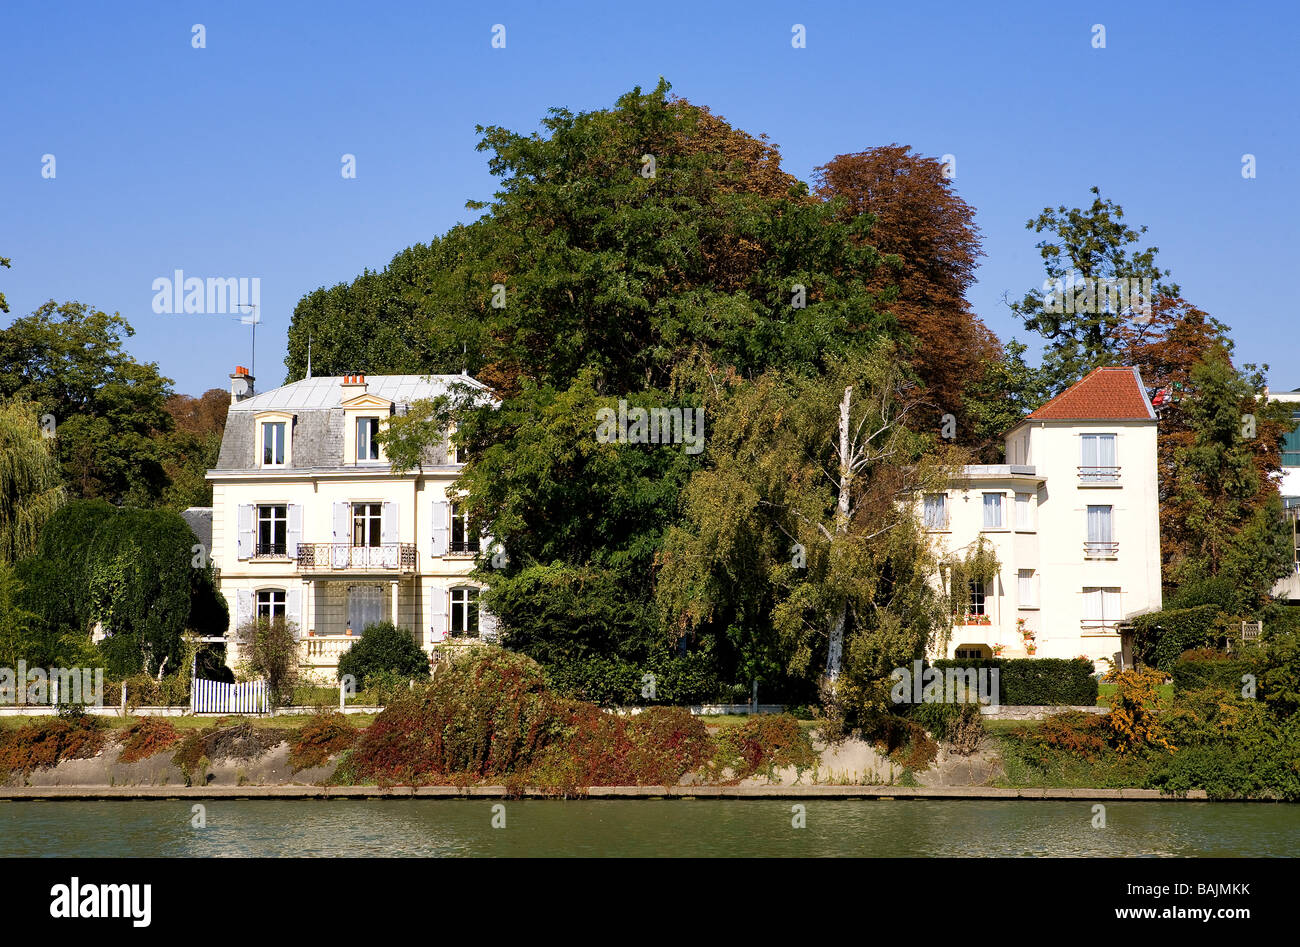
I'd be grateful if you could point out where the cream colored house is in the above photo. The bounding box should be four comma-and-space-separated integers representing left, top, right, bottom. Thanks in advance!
205, 368, 497, 680
924, 367, 1163, 669
1268, 387, 1300, 602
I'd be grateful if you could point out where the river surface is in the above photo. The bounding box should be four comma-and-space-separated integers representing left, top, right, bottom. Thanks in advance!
1, 799, 1296, 857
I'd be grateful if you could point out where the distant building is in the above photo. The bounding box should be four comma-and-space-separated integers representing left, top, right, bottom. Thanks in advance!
1269, 388, 1300, 603
924, 367, 1163, 670
206, 367, 497, 680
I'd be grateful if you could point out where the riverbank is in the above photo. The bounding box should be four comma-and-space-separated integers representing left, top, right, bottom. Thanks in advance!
0, 784, 1211, 800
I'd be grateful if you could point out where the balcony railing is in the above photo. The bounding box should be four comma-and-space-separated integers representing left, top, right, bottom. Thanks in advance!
1080, 619, 1121, 635
253, 542, 288, 558
300, 634, 356, 666
448, 538, 481, 555
1078, 466, 1121, 484
297, 543, 417, 573
1083, 541, 1119, 559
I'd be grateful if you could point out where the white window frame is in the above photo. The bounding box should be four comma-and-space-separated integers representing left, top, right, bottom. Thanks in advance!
255, 588, 286, 621
450, 502, 480, 554
352, 502, 383, 548
1079, 433, 1119, 483
356, 416, 382, 462
1015, 492, 1034, 530
923, 493, 948, 530
982, 492, 1004, 530
1018, 569, 1038, 608
255, 504, 288, 557
261, 421, 287, 467
450, 586, 480, 637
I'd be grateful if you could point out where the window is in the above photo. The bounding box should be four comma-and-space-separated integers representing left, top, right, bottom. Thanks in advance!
449, 430, 467, 465
1018, 569, 1037, 607
347, 585, 384, 634
1015, 492, 1034, 530
352, 503, 382, 548
256, 589, 285, 621
262, 421, 286, 466
1080, 434, 1118, 482
969, 580, 986, 616
982, 493, 1004, 529
450, 587, 479, 637
256, 505, 287, 556
450, 502, 480, 553
1085, 505, 1116, 557
1082, 587, 1122, 630
1283, 409, 1300, 468
923, 494, 947, 530
356, 417, 381, 461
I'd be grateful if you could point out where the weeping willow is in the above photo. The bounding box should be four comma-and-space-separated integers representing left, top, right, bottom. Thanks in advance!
0, 398, 66, 564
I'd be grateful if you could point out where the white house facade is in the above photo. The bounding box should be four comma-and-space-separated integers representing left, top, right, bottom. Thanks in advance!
1269, 387, 1300, 602
205, 368, 497, 681
925, 367, 1163, 669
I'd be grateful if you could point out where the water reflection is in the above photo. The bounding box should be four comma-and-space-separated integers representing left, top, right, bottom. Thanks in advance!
1, 800, 1295, 857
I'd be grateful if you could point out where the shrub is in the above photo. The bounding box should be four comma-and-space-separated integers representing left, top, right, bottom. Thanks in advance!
117, 718, 181, 763
911, 702, 985, 755
716, 714, 818, 779
626, 706, 712, 785
544, 656, 642, 705
929, 658, 1097, 705
871, 715, 939, 772
1129, 604, 1225, 671
1101, 666, 1173, 754
336, 621, 429, 690
346, 647, 563, 785
1030, 711, 1109, 761
0, 715, 108, 773
288, 712, 357, 771
233, 616, 300, 706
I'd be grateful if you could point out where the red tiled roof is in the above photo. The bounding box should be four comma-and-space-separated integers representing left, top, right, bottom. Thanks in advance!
1024, 366, 1155, 421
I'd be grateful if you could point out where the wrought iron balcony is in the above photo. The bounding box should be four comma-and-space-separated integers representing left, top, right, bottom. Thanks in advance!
1078, 466, 1121, 484
297, 543, 417, 573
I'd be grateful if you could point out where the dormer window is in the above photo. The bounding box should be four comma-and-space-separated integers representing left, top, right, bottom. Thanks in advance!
356, 417, 381, 462
262, 421, 286, 466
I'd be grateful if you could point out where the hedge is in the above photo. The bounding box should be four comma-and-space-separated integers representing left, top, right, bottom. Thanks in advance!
930, 658, 1098, 706
1171, 654, 1259, 696
1129, 604, 1224, 671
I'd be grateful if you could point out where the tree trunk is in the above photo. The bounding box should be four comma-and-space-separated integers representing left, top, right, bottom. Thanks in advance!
826, 385, 854, 684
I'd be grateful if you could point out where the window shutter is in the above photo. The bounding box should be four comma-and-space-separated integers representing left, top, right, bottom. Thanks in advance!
431, 501, 450, 556
236, 589, 254, 629
236, 505, 254, 560
333, 501, 350, 542
429, 587, 448, 642
287, 504, 303, 560
286, 588, 302, 635
382, 501, 398, 545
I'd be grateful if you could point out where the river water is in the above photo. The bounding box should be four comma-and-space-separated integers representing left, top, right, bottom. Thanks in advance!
1, 799, 1297, 856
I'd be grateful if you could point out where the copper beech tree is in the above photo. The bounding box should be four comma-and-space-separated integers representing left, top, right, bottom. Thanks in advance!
814, 145, 1001, 430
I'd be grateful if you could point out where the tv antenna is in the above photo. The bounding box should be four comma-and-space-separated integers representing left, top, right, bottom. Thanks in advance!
234, 303, 259, 378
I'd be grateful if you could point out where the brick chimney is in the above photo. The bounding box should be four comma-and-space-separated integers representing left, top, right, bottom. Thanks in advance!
341, 372, 367, 398
230, 366, 255, 404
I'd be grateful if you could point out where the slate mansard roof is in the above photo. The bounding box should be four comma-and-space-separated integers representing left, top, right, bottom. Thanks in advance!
213, 373, 491, 472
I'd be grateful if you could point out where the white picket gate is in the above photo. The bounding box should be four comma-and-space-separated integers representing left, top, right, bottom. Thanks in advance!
191, 677, 268, 715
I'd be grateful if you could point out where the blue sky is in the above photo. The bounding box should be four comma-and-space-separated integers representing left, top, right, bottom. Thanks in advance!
2, 0, 1296, 395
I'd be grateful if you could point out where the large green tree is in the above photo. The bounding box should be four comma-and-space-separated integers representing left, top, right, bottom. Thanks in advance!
0, 301, 174, 505
1165, 348, 1293, 611
1010, 187, 1179, 394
